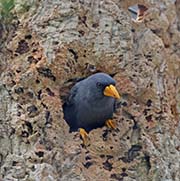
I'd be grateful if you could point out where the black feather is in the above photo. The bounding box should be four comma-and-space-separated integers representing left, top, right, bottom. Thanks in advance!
63, 73, 118, 132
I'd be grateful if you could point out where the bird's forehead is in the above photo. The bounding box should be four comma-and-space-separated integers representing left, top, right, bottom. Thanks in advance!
88, 73, 116, 85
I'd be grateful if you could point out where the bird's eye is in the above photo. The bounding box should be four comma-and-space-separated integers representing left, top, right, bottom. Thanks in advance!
96, 82, 103, 88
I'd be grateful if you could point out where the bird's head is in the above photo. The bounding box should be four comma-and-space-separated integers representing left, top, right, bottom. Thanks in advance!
86, 73, 120, 99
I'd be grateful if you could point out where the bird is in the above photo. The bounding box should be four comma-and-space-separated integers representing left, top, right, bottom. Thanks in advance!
63, 73, 120, 145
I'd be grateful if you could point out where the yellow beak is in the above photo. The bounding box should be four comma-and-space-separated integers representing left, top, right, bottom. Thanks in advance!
103, 84, 120, 99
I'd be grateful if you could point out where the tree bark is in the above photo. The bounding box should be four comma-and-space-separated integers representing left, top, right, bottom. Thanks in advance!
0, 0, 179, 180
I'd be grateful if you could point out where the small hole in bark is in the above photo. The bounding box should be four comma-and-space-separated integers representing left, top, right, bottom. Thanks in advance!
25, 34, 32, 39
79, 30, 85, 36
46, 88, 55, 96
17, 112, 21, 116
36, 79, 40, 84
100, 154, 105, 158
27, 56, 38, 64
85, 156, 91, 160
21, 131, 29, 137
37, 67, 56, 81
150, 83, 153, 87
25, 121, 33, 134
103, 160, 113, 171
146, 99, 152, 107
52, 41, 59, 45
116, 19, 120, 23
27, 91, 34, 98
145, 115, 152, 122
144, 154, 151, 172
107, 155, 113, 159
122, 167, 126, 172
15, 87, 24, 94
68, 48, 78, 60
15, 39, 29, 54
110, 173, 122, 180
92, 23, 99, 28
32, 49, 37, 53
31, 165, 35, 171
12, 161, 18, 166
35, 151, 44, 157
83, 161, 93, 169
16, 69, 21, 73
27, 105, 38, 117
37, 90, 42, 100
121, 172, 128, 177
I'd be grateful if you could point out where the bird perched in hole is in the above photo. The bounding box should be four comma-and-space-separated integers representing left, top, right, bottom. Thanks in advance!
63, 73, 120, 145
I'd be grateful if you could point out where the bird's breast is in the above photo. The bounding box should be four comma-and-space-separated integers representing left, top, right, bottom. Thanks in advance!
76, 97, 114, 127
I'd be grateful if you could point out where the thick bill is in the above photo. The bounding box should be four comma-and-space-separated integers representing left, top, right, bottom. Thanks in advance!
103, 84, 120, 99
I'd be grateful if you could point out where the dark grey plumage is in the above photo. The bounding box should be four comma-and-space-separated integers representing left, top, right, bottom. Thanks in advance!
63, 73, 117, 132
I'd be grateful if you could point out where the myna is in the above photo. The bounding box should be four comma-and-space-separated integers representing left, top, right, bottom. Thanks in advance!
63, 73, 120, 145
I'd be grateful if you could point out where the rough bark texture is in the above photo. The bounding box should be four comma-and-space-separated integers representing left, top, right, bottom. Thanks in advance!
0, 0, 180, 180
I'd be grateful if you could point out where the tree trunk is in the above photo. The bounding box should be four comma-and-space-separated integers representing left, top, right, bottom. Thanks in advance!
0, 0, 179, 180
